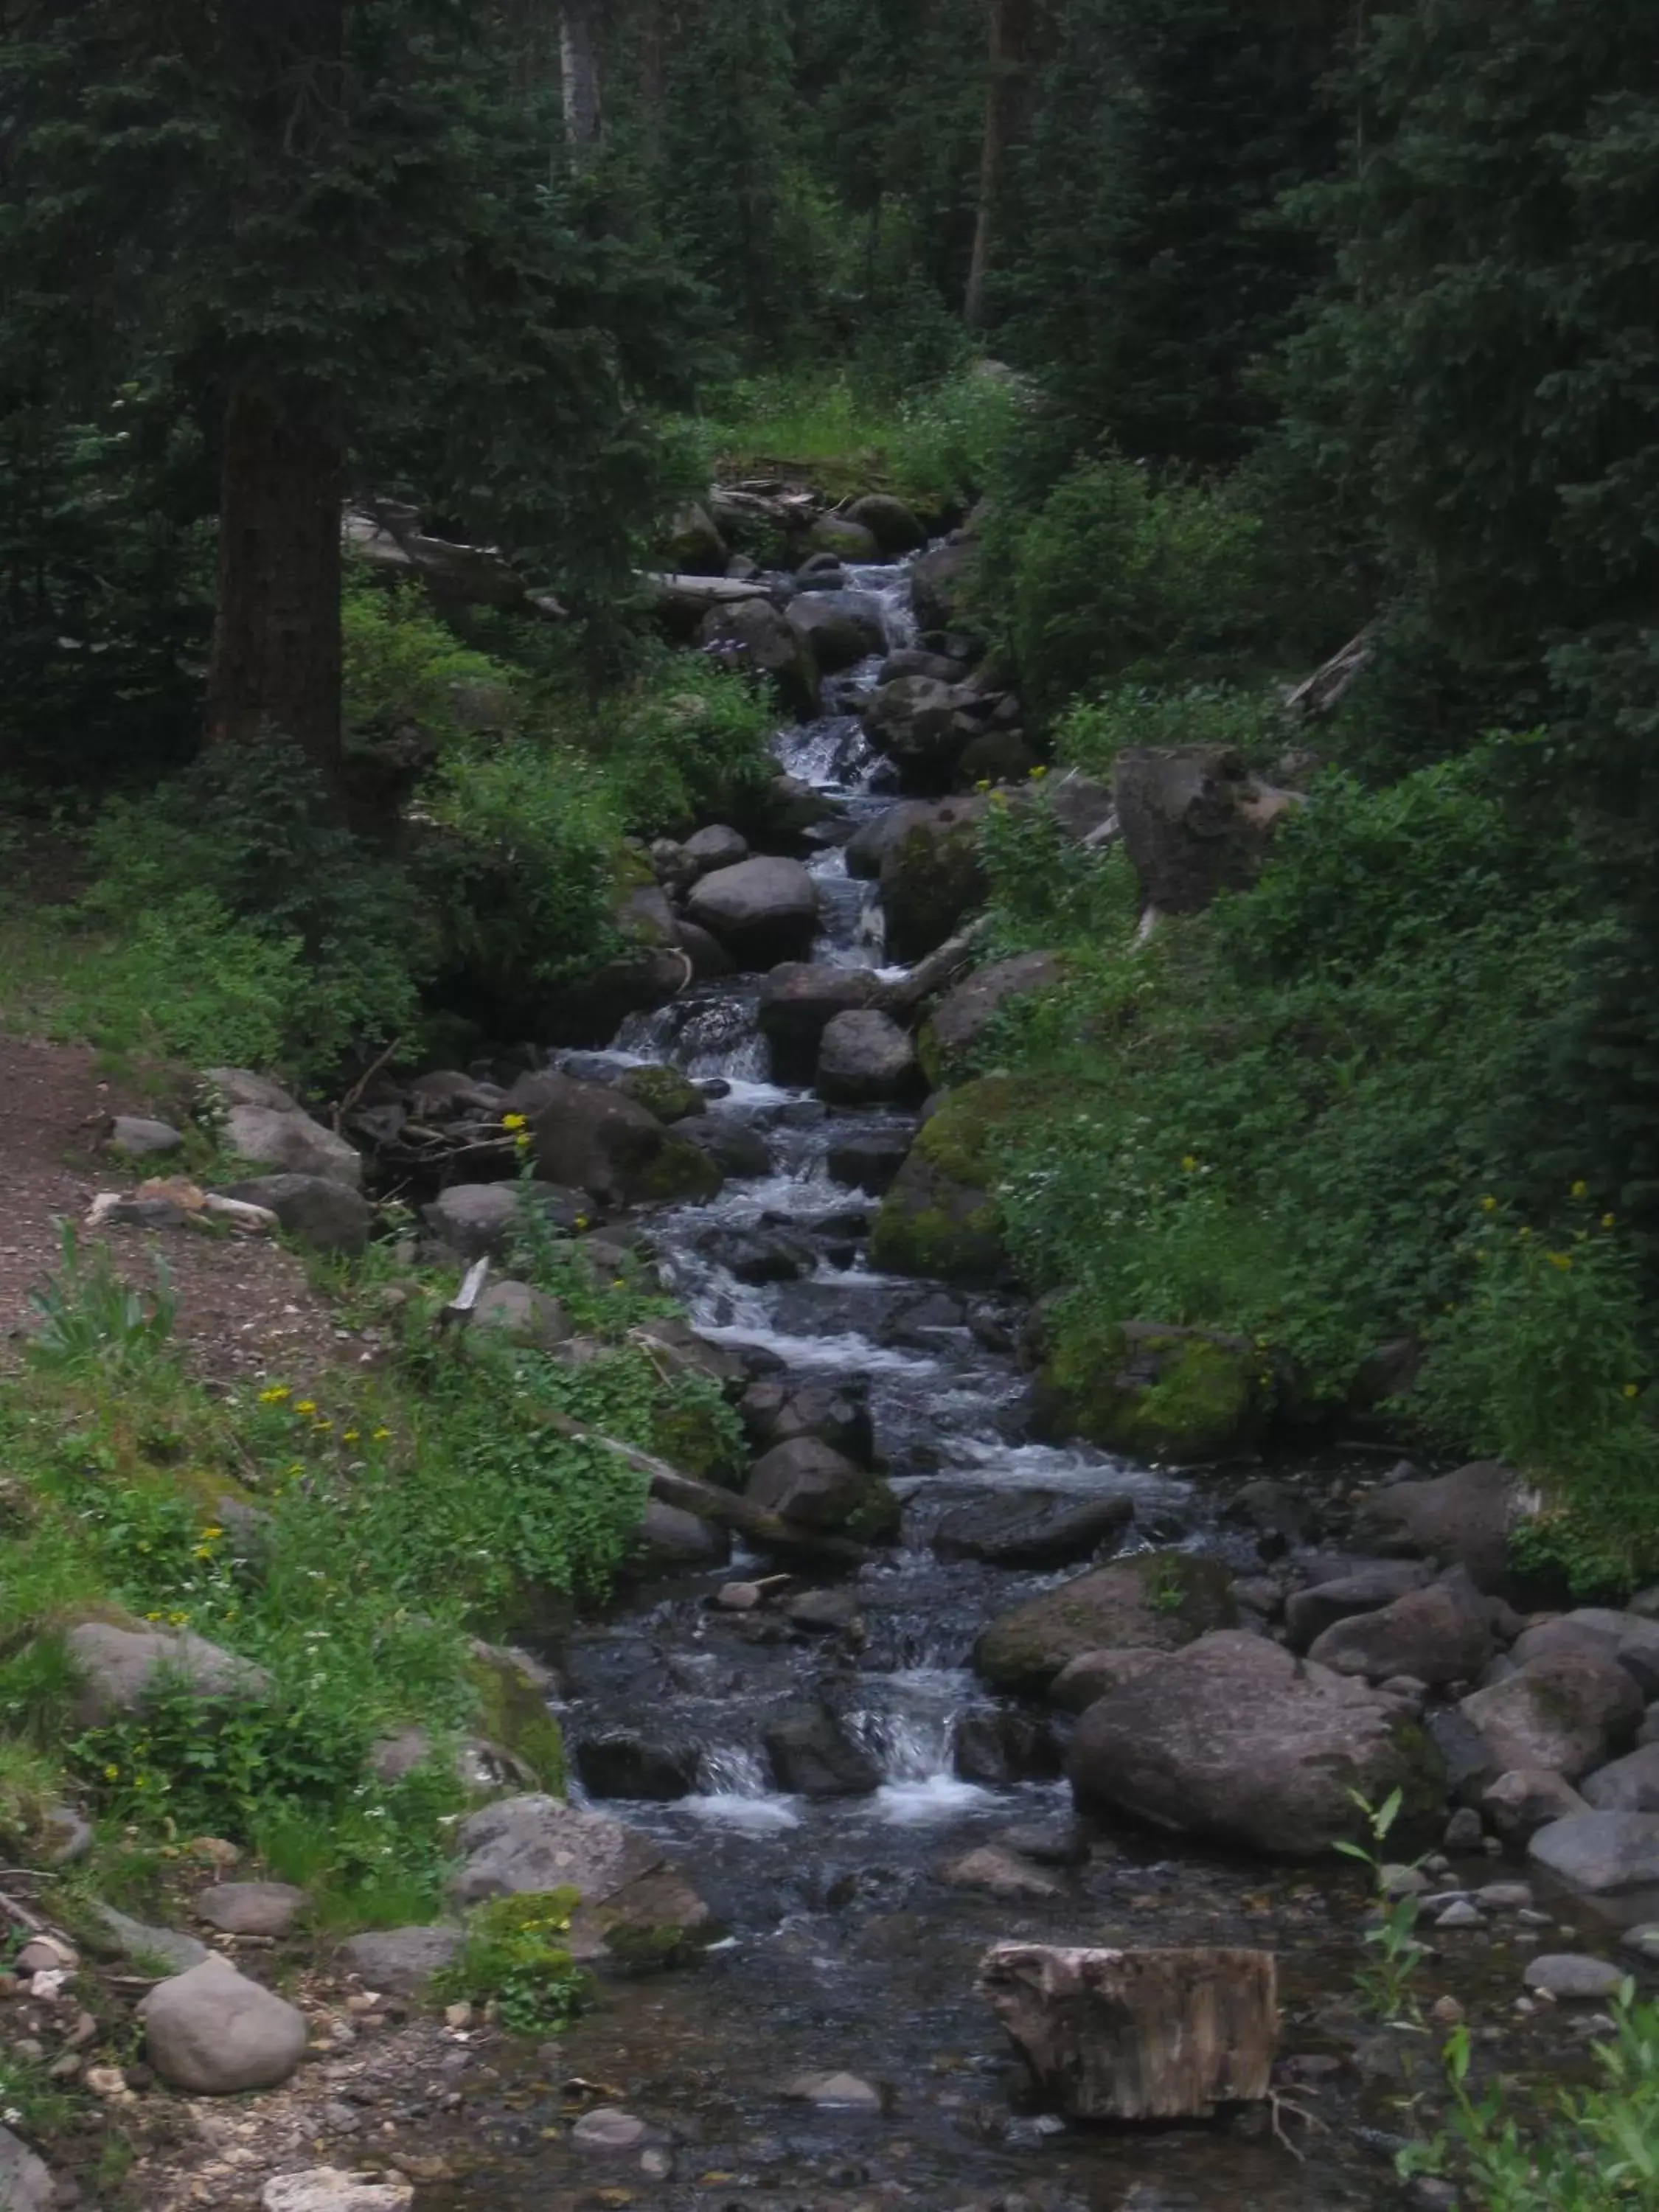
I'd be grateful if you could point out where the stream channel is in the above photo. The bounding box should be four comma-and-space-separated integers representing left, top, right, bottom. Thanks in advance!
424, 552, 1548, 2212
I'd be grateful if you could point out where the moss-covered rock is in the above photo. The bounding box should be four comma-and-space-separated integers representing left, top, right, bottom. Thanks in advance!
974, 1551, 1237, 1694
1034, 1318, 1272, 1463
869, 1076, 1031, 1285
619, 1065, 706, 1124
809, 514, 880, 563
650, 1391, 747, 1487
917, 951, 1065, 1088
467, 1644, 566, 1795
878, 796, 987, 962
632, 1133, 724, 1205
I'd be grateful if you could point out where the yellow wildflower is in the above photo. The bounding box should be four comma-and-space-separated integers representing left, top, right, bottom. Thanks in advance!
1517, 1227, 1531, 1241
1571, 1179, 1588, 1200
103, 1764, 119, 1781
295, 1399, 317, 1416
1029, 765, 1048, 779
1604, 1213, 1617, 1229
574, 1214, 590, 1231
1625, 1384, 1641, 1400
372, 1427, 392, 1442
1547, 1251, 1572, 1271
1479, 1196, 1497, 1213
502, 1113, 528, 1132
258, 1385, 291, 1404
342, 1429, 359, 1444
201, 1524, 223, 1540
1181, 1154, 1199, 1172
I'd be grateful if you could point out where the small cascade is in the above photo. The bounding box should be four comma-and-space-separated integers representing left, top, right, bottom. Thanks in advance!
682, 1746, 801, 1832
610, 986, 771, 1084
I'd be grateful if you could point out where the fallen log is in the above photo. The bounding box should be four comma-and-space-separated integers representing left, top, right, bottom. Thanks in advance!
979, 1943, 1279, 2120
1284, 625, 1377, 718
875, 917, 991, 1017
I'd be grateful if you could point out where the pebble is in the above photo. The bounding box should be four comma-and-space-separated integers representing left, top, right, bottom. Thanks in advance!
15, 1937, 77, 1975
640, 2148, 674, 2179
1621, 1923, 1659, 1961
570, 2108, 650, 2151
782, 2070, 882, 2110
442, 2003, 472, 2030
84, 2066, 128, 2098
1436, 1901, 1483, 1927
1429, 1995, 1464, 2026
715, 1583, 762, 1613
1517, 1907, 1554, 1926
1442, 1808, 1484, 1853
1523, 1955, 1625, 2000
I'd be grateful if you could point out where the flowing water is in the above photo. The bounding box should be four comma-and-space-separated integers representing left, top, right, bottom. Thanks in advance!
423, 554, 1483, 2212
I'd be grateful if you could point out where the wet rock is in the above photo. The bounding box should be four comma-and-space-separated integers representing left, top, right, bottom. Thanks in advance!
784, 1588, 863, 1634
0, 2124, 53, 2212
470, 1280, 574, 1352
809, 513, 880, 562
676, 920, 738, 979
1032, 1320, 1270, 1463
862, 675, 978, 793
941, 1846, 1062, 1900
87, 1903, 209, 1972
1048, 1647, 1168, 1714
633, 1499, 731, 1576
1284, 1563, 1431, 1650
782, 2070, 881, 2110
686, 856, 820, 968
1528, 1810, 1659, 1893
919, 953, 1065, 1083
933, 1489, 1133, 1571
816, 1009, 922, 1105
1444, 1806, 1485, 1853
699, 599, 818, 718
757, 964, 880, 1083
576, 1733, 700, 1803
825, 1121, 914, 1196
678, 1116, 771, 1180
746, 1436, 898, 1538
998, 1818, 1090, 1867
262, 2171, 414, 2212
220, 1172, 372, 1255
911, 538, 975, 635
1307, 1570, 1493, 1686
762, 1704, 882, 1796
682, 824, 750, 874
107, 1114, 184, 1159
1353, 1460, 1535, 1594
1481, 1767, 1590, 1843
1458, 1649, 1643, 1779
845, 799, 931, 880
140, 1954, 307, 2093
878, 647, 970, 686
1581, 1742, 1659, 1812
617, 1065, 706, 1124
63, 1618, 271, 1728
846, 493, 925, 554
338, 1926, 462, 1994
740, 1380, 875, 1467
522, 1073, 720, 1208
975, 1553, 1236, 1694
1114, 745, 1301, 917
703, 1226, 817, 1284
571, 2108, 654, 2152
1523, 1954, 1625, 1999
1068, 1632, 1445, 1857
1622, 1923, 1659, 1961
422, 1178, 585, 1261
870, 1075, 1026, 1285
953, 1711, 1062, 1785
785, 591, 886, 675
194, 1882, 305, 1938
879, 796, 988, 962
224, 1104, 363, 1189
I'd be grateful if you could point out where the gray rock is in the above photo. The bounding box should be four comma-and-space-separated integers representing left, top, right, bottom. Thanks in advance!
1307, 1570, 1493, 1686
140, 1954, 308, 2093
515, 1072, 703, 1209
203, 1067, 302, 1113
1048, 1646, 1167, 1714
1068, 1631, 1445, 1858
224, 1104, 362, 1190
746, 1436, 897, 1537
698, 598, 818, 718
682, 824, 749, 874
740, 1380, 874, 1467
1481, 1767, 1591, 1843
64, 1619, 271, 1728
1514, 1608, 1659, 1699
1640, 1703, 1659, 1747
815, 1009, 922, 1105
633, 1498, 731, 1576
470, 1279, 573, 1352
1580, 1742, 1659, 1812
1115, 745, 1301, 916
1528, 1810, 1659, 1893
861, 674, 977, 791
194, 1882, 305, 1938
845, 799, 931, 881
975, 1554, 1237, 1694
940, 1846, 1062, 1900
338, 1926, 462, 1995
106, 1115, 184, 1160
952, 1711, 1061, 1785
1284, 1563, 1431, 1650
846, 493, 925, 554
785, 591, 886, 674
1476, 1882, 1534, 1909
87, 1902, 209, 1973
571, 2108, 653, 2152
1435, 1899, 1481, 1927
678, 1116, 771, 1180
807, 515, 880, 563
448, 1795, 664, 1907
1523, 1954, 1626, 2000
421, 1180, 518, 1259
762, 1704, 881, 1797
1458, 1649, 1643, 1779
911, 538, 975, 634
262, 2171, 413, 2212
575, 1732, 699, 1803
879, 796, 988, 964
220, 1173, 372, 1255
1621, 1923, 1659, 1961
41, 1804, 93, 1864
784, 1587, 863, 1633
0, 2124, 54, 2212
933, 1489, 1133, 1571
998, 1818, 1090, 1867
924, 953, 1065, 1071
782, 2070, 881, 2110
1353, 1459, 1533, 1593
685, 856, 819, 969
825, 1120, 914, 1196
1444, 1806, 1486, 1856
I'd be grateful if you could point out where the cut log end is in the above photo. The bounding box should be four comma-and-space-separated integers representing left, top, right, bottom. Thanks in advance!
979, 1943, 1279, 2121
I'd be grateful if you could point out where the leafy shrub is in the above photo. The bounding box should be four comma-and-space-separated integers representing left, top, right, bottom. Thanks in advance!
1004, 450, 1270, 722
1056, 683, 1287, 783
599, 658, 779, 841
343, 576, 529, 753
437, 1890, 591, 2035
27, 1224, 176, 1375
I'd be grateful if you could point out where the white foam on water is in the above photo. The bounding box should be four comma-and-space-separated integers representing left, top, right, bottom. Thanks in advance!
874, 1773, 995, 1825
679, 1792, 802, 1833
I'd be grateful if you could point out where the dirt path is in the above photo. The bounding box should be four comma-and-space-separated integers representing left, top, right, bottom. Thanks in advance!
0, 1035, 360, 1387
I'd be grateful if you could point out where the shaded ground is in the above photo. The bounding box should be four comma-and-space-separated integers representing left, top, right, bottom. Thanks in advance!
0, 1034, 360, 1386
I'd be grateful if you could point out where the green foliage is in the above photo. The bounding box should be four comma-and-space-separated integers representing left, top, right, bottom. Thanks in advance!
599, 660, 778, 841
1333, 1788, 1428, 2033
26, 1224, 176, 1377
1056, 684, 1285, 783
437, 1890, 591, 2037
1002, 451, 1270, 722
342, 579, 530, 756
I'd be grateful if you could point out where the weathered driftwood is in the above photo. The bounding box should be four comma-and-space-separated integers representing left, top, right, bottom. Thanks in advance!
874, 916, 992, 1017
344, 507, 564, 617
644, 571, 774, 614
1284, 625, 1377, 718
531, 1408, 874, 1568
979, 1944, 1279, 2120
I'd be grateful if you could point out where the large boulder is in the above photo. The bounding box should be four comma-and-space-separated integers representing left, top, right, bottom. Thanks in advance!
664, 501, 727, 573
911, 538, 975, 635
1512, 1609, 1659, 1700
869, 1076, 1023, 1285
759, 964, 880, 1084
746, 1437, 898, 1539
1068, 1632, 1445, 1857
1114, 745, 1301, 917
470, 1280, 574, 1353
632, 1498, 732, 1576
762, 1704, 882, 1796
220, 1173, 371, 1256
974, 1553, 1236, 1694
224, 1105, 362, 1190
878, 796, 987, 962
1354, 1461, 1534, 1594
807, 514, 880, 563
1032, 1321, 1270, 1463
845, 801, 933, 882
686, 857, 820, 969
919, 952, 1065, 1083
846, 493, 925, 554
1284, 1562, 1432, 1651
826, 1119, 915, 1196
1580, 1742, 1659, 1812
522, 1074, 720, 1209
1481, 1768, 1591, 1844
740, 1380, 875, 1466
63, 1619, 271, 1729
699, 597, 818, 718
422, 1179, 586, 1262
0, 2124, 54, 2212
1528, 1810, 1659, 1894
617, 1065, 706, 1124
862, 675, 976, 794
785, 592, 886, 675
933, 1489, 1133, 1571
1306, 1570, 1493, 1687
1456, 1649, 1643, 1781
139, 1955, 308, 2093
815, 1009, 922, 1105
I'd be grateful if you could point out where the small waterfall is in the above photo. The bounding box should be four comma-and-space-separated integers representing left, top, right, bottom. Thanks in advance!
611, 988, 771, 1083
681, 1745, 801, 1832
848, 1680, 995, 1826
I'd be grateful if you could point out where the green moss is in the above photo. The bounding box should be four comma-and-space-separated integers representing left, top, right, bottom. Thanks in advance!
973, 1551, 1236, 1691
633, 1135, 723, 1205
650, 1396, 745, 1486
468, 1649, 566, 1795
1040, 1320, 1268, 1461
869, 1077, 1039, 1284
619, 1066, 705, 1124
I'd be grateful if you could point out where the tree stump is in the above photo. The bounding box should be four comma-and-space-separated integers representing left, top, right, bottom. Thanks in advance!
979, 1944, 1279, 2120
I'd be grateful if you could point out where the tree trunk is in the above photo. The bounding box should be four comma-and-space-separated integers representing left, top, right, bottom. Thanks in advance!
205, 378, 345, 790
561, 0, 604, 161
964, 0, 1039, 329
980, 1944, 1279, 2119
